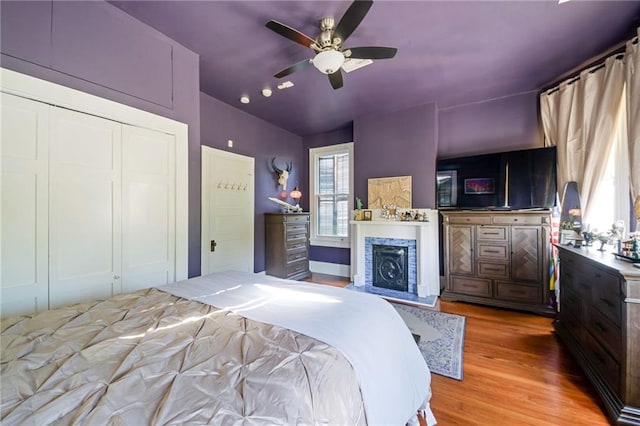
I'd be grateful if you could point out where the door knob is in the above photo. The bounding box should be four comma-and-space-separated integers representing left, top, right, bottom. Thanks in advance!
211, 240, 217, 252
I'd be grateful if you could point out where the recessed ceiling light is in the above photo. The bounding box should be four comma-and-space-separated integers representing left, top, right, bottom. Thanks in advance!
262, 88, 273, 97
277, 81, 295, 90
240, 95, 250, 104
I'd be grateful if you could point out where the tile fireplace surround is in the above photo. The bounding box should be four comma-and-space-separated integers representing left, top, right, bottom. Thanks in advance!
350, 209, 440, 302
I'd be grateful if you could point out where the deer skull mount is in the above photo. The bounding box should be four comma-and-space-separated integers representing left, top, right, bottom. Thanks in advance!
271, 158, 293, 192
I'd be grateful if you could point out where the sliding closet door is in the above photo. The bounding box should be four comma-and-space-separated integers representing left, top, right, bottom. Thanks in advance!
49, 107, 122, 308
0, 94, 49, 317
121, 125, 175, 292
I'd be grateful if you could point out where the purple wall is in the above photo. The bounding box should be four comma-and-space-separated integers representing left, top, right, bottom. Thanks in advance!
301, 125, 354, 210
303, 104, 439, 268
306, 94, 543, 269
354, 103, 438, 209
200, 93, 304, 272
1, 0, 202, 277
0, 1, 546, 276
438, 91, 543, 158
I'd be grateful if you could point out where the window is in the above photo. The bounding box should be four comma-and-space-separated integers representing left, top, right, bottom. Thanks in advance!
585, 88, 630, 234
309, 143, 354, 248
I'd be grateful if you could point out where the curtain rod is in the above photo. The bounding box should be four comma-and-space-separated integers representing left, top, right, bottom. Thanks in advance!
540, 41, 626, 94
539, 27, 638, 94
543, 53, 625, 96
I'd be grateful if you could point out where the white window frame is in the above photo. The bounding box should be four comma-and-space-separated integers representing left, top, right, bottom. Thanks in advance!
309, 142, 354, 248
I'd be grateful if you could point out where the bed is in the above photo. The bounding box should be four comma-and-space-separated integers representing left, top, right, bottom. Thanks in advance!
1, 271, 435, 425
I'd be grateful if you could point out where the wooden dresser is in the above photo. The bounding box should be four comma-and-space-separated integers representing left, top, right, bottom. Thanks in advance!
265, 213, 311, 280
555, 246, 640, 425
440, 210, 554, 315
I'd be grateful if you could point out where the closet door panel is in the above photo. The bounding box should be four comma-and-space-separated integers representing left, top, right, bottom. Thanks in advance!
0, 94, 49, 316
49, 108, 122, 308
122, 125, 175, 292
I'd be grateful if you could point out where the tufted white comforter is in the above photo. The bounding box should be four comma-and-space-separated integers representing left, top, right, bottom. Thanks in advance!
1, 272, 434, 425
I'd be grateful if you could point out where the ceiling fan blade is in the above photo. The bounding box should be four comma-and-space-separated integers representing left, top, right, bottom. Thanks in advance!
334, 0, 373, 43
266, 20, 315, 48
328, 70, 344, 90
274, 59, 312, 78
347, 46, 397, 59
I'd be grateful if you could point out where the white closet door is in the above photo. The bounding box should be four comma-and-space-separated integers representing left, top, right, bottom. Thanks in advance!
0, 93, 49, 317
122, 125, 175, 292
49, 107, 122, 308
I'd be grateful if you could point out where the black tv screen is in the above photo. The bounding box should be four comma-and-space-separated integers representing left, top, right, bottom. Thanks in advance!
436, 147, 557, 210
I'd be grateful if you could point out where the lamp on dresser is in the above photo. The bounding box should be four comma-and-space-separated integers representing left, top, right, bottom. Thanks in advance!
290, 187, 302, 209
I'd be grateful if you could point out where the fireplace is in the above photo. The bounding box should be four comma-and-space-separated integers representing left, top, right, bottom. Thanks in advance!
373, 244, 409, 292
350, 209, 440, 302
366, 237, 417, 297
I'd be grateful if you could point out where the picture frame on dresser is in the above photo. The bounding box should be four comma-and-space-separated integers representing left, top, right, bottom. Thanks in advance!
436, 170, 458, 207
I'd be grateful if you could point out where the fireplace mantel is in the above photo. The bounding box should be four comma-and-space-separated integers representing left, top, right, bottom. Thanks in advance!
350, 209, 440, 298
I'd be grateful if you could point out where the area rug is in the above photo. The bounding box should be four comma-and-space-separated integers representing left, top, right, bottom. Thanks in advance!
392, 302, 466, 380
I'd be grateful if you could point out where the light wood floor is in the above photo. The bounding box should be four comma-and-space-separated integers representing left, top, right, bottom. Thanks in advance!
305, 273, 609, 425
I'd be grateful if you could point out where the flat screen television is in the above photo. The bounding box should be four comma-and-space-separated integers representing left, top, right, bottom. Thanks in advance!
436, 146, 557, 210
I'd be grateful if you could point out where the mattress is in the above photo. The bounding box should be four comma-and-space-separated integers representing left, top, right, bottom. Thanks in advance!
1, 271, 434, 425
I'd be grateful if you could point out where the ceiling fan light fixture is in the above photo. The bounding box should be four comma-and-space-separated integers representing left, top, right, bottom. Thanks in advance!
342, 58, 373, 73
312, 50, 345, 74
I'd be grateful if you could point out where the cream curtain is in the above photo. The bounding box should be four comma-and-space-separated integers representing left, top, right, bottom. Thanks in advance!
626, 29, 640, 225
540, 55, 625, 222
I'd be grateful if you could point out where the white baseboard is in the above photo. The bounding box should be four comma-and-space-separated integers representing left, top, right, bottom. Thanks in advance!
309, 261, 351, 278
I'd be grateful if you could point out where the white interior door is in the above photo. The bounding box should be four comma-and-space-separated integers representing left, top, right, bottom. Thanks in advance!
201, 147, 254, 275
122, 125, 175, 292
0, 93, 50, 317
49, 107, 122, 308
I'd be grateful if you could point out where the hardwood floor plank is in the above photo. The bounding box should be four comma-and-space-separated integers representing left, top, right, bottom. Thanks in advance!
304, 274, 610, 425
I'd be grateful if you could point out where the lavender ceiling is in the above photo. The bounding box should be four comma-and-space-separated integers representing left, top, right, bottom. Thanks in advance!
109, 1, 640, 136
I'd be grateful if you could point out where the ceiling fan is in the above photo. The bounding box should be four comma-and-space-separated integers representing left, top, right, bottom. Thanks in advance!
265, 0, 397, 90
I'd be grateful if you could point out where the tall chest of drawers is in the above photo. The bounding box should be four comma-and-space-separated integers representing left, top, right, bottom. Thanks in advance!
265, 213, 311, 280
440, 210, 554, 315
555, 246, 640, 425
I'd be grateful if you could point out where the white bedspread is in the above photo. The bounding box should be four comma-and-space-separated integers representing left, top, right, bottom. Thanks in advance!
160, 271, 436, 426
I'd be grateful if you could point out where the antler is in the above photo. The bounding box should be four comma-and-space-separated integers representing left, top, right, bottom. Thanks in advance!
271, 157, 283, 175
271, 158, 293, 174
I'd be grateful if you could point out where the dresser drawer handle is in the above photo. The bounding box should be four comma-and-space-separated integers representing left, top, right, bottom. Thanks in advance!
483, 232, 500, 235
484, 268, 502, 272
593, 321, 607, 332
484, 249, 501, 254
599, 298, 615, 308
